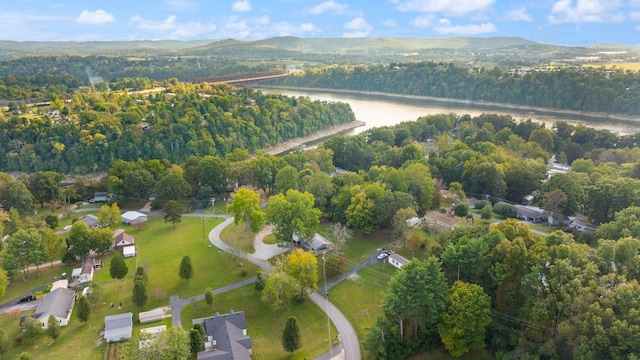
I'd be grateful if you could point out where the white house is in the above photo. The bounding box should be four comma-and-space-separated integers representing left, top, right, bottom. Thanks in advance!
388, 254, 410, 269
121, 211, 148, 225
105, 313, 133, 342
29, 286, 76, 328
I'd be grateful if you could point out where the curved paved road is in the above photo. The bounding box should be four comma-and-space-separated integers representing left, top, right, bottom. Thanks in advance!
207, 216, 361, 360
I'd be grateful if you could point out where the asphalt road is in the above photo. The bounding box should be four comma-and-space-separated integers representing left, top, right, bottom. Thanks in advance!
207, 216, 361, 360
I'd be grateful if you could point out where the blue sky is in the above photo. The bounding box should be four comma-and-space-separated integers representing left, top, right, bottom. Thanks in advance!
1, 0, 639, 45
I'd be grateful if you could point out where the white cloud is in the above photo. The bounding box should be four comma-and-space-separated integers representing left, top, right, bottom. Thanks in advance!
435, 22, 497, 35
129, 15, 217, 38
409, 15, 435, 28
307, 1, 349, 15
343, 17, 372, 37
382, 19, 397, 27
75, 9, 115, 25
631, 12, 640, 21
395, 0, 494, 15
506, 8, 533, 22
548, 0, 625, 23
232, 0, 252, 12
164, 0, 197, 11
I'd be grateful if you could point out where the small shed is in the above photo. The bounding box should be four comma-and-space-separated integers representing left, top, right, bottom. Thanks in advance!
94, 192, 108, 202
139, 307, 168, 324
123, 245, 136, 258
105, 313, 133, 342
121, 211, 148, 225
388, 253, 410, 269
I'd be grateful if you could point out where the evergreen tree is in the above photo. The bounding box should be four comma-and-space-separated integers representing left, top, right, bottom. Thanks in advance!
132, 280, 148, 308
76, 296, 91, 323
179, 256, 193, 283
282, 316, 302, 354
189, 329, 204, 354
109, 251, 128, 279
46, 315, 61, 340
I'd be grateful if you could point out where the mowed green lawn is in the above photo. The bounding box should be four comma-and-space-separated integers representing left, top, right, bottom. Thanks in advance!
0, 214, 258, 359
132, 216, 258, 306
181, 283, 338, 360
317, 224, 393, 269
328, 263, 395, 352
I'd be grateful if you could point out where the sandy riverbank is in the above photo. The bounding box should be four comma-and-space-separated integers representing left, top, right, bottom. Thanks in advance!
261, 85, 640, 124
265, 120, 366, 155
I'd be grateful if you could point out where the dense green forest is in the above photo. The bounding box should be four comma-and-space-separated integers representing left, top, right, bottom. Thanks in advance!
0, 81, 354, 173
273, 62, 640, 115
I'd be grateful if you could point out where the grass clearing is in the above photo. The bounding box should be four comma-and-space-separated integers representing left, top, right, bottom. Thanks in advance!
317, 224, 392, 270
220, 220, 256, 254
263, 233, 277, 245
181, 283, 338, 360
0, 214, 259, 359
327, 263, 394, 353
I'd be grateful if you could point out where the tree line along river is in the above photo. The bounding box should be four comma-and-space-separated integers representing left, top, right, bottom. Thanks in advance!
259, 87, 640, 136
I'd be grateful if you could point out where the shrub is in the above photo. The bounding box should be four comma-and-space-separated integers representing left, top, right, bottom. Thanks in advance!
494, 203, 518, 219
474, 200, 490, 209
453, 203, 469, 217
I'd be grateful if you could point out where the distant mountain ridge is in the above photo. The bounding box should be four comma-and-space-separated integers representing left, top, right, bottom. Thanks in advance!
0, 36, 633, 56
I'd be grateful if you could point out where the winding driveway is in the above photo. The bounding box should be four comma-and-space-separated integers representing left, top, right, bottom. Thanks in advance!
204, 215, 361, 360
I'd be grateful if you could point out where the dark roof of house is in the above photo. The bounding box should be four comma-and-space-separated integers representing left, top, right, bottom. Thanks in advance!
36, 287, 75, 320
79, 214, 99, 227
194, 311, 252, 360
514, 205, 546, 219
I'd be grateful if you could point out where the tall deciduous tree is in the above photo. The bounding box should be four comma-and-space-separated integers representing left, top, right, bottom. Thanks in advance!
97, 203, 122, 229
155, 172, 191, 201
438, 281, 492, 357
68, 221, 93, 258
286, 248, 318, 300
110, 251, 128, 279
346, 191, 377, 234
261, 269, 293, 311
179, 256, 193, 283
382, 257, 449, 343
227, 188, 265, 244
282, 316, 302, 354
134, 326, 191, 360
20, 317, 43, 344
164, 200, 184, 228
265, 189, 321, 247
1, 229, 44, 281
76, 296, 91, 323
28, 171, 64, 207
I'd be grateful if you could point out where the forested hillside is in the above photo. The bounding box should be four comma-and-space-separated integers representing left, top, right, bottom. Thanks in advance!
273, 62, 640, 115
0, 81, 354, 173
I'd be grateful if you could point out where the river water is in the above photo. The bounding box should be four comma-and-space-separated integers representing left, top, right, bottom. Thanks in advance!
260, 88, 640, 136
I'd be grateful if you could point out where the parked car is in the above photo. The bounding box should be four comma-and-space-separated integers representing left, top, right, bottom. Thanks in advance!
16, 295, 35, 304
63, 225, 72, 231
377, 252, 389, 260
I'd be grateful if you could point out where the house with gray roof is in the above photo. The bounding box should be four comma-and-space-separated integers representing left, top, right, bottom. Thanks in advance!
105, 312, 133, 342
193, 310, 252, 360
78, 214, 99, 229
29, 287, 76, 328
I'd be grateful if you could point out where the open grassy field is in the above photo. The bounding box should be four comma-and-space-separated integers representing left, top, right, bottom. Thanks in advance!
317, 224, 393, 269
327, 263, 395, 352
220, 220, 256, 254
0, 215, 258, 359
583, 62, 640, 71
181, 283, 338, 360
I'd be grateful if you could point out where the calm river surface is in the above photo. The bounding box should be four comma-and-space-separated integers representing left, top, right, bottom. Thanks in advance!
261, 88, 640, 136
